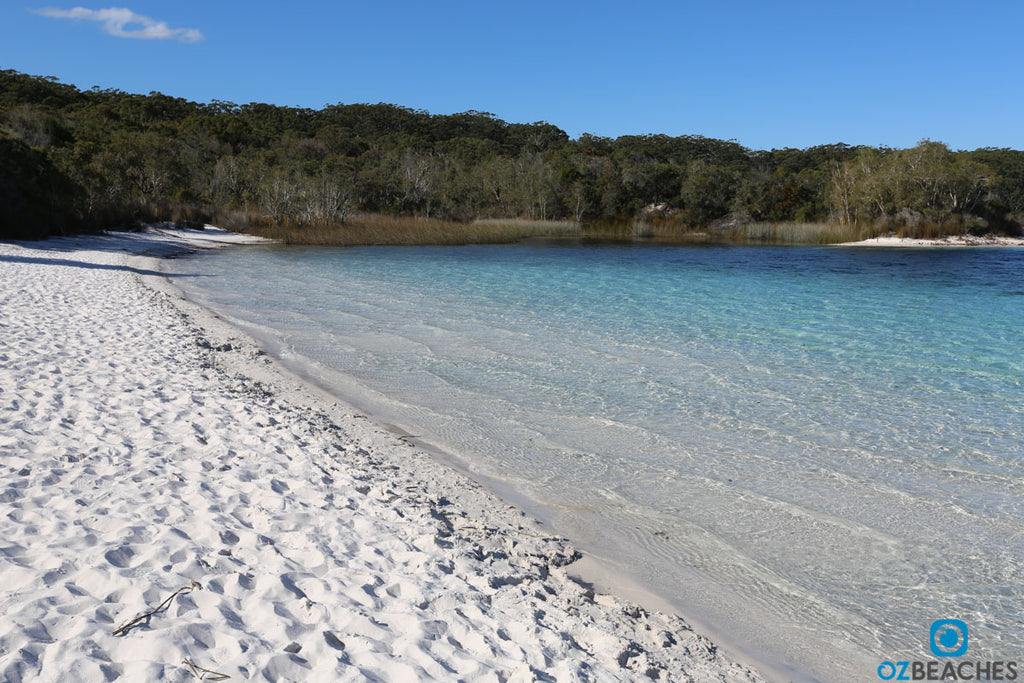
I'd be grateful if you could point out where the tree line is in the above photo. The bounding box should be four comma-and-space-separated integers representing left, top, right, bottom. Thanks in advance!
2, 68, 1022, 240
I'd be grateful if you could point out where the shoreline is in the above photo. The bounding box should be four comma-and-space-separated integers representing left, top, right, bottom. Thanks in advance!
158, 246, 821, 681
147, 235, 793, 680
837, 234, 1024, 247
0, 227, 766, 681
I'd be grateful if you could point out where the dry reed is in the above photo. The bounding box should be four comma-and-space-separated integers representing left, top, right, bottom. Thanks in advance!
112, 580, 202, 636
223, 211, 930, 246
239, 214, 580, 246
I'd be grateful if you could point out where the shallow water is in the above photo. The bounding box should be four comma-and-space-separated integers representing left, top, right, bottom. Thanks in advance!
168, 242, 1024, 679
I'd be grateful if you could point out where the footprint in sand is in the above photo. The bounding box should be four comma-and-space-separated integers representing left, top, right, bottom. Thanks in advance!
187, 623, 216, 650
103, 545, 135, 569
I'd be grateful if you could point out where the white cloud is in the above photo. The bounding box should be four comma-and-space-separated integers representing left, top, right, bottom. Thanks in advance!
32, 6, 204, 43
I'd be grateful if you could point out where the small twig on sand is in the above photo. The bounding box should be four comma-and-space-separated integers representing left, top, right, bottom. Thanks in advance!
111, 580, 203, 636
183, 657, 231, 680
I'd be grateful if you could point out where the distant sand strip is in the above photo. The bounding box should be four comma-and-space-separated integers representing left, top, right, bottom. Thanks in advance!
838, 234, 1024, 247
0, 228, 764, 681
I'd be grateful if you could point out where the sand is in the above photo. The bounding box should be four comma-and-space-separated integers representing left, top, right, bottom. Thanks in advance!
838, 234, 1024, 247
0, 227, 764, 682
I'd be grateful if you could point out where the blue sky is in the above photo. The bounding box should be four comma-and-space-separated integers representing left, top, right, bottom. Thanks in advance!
2, 1, 1022, 151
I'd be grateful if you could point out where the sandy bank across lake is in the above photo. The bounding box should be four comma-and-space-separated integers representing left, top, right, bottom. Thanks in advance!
838, 234, 1024, 247
0, 227, 766, 681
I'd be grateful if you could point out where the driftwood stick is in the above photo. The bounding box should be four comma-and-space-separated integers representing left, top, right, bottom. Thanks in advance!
111, 580, 202, 636
183, 657, 231, 680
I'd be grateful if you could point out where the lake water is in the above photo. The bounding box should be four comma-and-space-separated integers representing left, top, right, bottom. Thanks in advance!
167, 241, 1024, 680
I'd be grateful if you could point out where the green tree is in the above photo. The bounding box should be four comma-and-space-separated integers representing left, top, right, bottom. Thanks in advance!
0, 132, 81, 238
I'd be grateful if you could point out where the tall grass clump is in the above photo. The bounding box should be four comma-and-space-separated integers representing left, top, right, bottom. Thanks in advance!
730, 221, 872, 244
470, 218, 581, 241
575, 218, 866, 244
237, 214, 580, 246
223, 210, 908, 247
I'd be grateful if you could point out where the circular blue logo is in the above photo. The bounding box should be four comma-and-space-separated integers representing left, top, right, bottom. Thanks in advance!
930, 619, 968, 658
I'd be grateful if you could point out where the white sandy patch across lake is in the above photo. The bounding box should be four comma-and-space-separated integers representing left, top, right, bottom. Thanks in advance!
0, 228, 763, 681
838, 234, 1024, 247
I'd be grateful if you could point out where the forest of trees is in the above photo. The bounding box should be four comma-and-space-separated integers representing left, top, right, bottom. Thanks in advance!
2, 68, 1023, 241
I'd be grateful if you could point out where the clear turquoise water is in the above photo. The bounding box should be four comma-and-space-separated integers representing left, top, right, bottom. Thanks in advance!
169, 242, 1024, 679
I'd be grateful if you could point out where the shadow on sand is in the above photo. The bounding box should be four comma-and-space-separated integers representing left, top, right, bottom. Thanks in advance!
0, 228, 235, 276
0, 253, 203, 277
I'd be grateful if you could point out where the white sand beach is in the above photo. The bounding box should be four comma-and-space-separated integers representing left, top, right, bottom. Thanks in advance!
839, 234, 1024, 247
0, 227, 764, 682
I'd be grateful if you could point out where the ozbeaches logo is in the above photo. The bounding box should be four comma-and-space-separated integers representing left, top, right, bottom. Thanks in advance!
877, 620, 1018, 681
